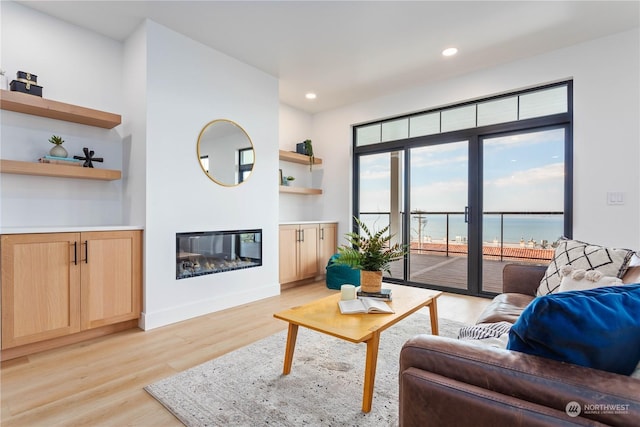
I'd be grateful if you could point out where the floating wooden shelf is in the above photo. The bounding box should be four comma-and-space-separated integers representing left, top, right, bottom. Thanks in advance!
0, 90, 121, 129
279, 186, 323, 195
0, 159, 121, 181
279, 150, 323, 165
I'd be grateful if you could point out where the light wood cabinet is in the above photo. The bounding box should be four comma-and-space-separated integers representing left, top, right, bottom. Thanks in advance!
80, 231, 142, 330
318, 222, 338, 268
279, 222, 337, 286
1, 230, 141, 357
279, 223, 319, 284
0, 233, 81, 348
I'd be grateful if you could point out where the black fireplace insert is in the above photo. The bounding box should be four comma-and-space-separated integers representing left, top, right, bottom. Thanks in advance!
176, 229, 262, 279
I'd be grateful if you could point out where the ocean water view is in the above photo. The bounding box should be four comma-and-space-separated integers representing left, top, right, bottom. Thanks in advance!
361, 213, 564, 247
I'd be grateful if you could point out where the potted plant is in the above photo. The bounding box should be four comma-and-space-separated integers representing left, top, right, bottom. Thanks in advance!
283, 176, 295, 186
334, 216, 407, 292
303, 139, 314, 171
48, 135, 68, 158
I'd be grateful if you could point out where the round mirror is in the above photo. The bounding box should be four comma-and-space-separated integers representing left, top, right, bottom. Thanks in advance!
196, 119, 255, 186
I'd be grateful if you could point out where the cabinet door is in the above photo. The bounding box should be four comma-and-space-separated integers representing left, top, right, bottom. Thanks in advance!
298, 224, 319, 279
80, 230, 142, 330
279, 225, 300, 284
318, 223, 338, 270
1, 233, 81, 349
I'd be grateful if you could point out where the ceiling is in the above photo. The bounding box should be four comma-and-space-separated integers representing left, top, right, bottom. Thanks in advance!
16, 1, 640, 113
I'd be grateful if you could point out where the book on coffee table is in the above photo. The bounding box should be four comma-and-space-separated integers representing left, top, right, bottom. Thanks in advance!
357, 288, 392, 301
338, 297, 394, 314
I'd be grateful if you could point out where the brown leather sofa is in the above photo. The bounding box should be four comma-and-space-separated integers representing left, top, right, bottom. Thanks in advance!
399, 263, 640, 426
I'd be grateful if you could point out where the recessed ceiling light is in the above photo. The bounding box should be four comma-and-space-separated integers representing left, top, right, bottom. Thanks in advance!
442, 47, 458, 57
305, 92, 317, 100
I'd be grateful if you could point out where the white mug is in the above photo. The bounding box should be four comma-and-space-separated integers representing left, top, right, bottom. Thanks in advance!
341, 284, 356, 300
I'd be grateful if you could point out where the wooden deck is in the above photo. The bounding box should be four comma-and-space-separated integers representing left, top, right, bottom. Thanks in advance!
387, 252, 547, 294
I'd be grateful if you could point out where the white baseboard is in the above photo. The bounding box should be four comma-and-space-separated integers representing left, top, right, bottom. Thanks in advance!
140, 282, 280, 330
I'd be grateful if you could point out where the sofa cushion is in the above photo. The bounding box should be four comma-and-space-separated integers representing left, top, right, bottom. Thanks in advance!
475, 293, 534, 325
537, 238, 633, 295
622, 253, 640, 283
507, 283, 640, 375
458, 321, 512, 349
557, 265, 623, 292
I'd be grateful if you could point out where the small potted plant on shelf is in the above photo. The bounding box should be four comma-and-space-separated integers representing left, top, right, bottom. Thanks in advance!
296, 139, 315, 171
334, 216, 407, 293
303, 139, 314, 171
48, 135, 68, 158
282, 176, 295, 186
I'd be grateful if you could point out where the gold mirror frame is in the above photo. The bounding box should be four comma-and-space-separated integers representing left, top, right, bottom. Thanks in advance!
196, 119, 255, 186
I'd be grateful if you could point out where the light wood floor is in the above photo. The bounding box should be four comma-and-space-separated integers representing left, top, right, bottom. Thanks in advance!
0, 281, 491, 426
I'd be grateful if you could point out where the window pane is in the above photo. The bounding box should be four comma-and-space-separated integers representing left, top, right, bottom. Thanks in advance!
381, 118, 409, 142
441, 105, 476, 132
240, 149, 254, 165
200, 155, 209, 173
409, 112, 440, 137
409, 141, 469, 290
358, 151, 404, 279
477, 97, 518, 126
356, 124, 381, 146
519, 86, 567, 120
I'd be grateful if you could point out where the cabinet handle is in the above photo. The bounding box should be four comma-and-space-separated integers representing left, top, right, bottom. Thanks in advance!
84, 240, 88, 263
73, 241, 78, 265
320, 227, 324, 240
300, 229, 304, 242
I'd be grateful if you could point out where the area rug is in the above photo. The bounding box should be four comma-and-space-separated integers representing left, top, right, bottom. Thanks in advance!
145, 314, 466, 427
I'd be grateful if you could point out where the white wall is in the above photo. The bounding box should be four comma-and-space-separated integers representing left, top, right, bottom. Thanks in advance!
1, 3, 281, 330
139, 21, 280, 329
0, 1, 125, 227
278, 103, 330, 222
121, 22, 147, 228
312, 28, 640, 250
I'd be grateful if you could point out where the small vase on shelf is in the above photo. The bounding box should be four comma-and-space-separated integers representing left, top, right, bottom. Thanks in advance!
48, 135, 68, 158
49, 144, 68, 158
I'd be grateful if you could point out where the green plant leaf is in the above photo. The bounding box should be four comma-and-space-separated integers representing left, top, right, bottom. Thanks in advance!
333, 216, 408, 273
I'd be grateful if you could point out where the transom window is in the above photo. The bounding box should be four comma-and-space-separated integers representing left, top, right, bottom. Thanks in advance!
355, 83, 569, 146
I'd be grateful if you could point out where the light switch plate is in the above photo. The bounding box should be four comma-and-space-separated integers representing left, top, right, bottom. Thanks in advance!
607, 192, 625, 205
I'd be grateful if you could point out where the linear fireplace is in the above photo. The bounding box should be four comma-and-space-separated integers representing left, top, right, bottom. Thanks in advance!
176, 229, 262, 279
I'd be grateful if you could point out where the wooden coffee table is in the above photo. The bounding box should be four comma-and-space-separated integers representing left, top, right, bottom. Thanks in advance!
273, 283, 442, 413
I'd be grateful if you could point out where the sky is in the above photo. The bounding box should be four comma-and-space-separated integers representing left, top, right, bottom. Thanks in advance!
359, 127, 565, 214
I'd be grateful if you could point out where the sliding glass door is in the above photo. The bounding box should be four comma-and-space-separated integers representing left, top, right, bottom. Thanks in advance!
480, 127, 567, 293
408, 141, 469, 290
357, 151, 405, 280
353, 82, 572, 296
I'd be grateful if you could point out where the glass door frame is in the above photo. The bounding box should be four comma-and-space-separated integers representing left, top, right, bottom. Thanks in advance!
472, 123, 573, 296
352, 90, 573, 297
352, 117, 573, 297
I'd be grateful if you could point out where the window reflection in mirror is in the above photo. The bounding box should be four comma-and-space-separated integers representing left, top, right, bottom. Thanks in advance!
197, 119, 255, 186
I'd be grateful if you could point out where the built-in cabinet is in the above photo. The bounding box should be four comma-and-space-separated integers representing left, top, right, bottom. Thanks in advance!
279, 222, 337, 286
1, 229, 142, 360
318, 222, 338, 268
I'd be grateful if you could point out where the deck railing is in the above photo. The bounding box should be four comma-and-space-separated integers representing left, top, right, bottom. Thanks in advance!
359, 211, 563, 262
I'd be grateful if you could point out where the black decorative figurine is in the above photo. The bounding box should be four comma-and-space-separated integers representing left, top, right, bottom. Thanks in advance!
74, 147, 103, 168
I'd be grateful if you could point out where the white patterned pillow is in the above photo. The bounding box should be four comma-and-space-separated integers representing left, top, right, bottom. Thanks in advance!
557, 266, 623, 292
537, 239, 633, 296
458, 321, 511, 349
